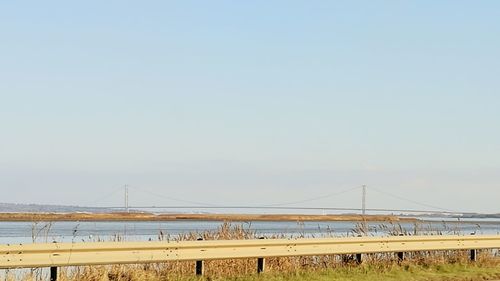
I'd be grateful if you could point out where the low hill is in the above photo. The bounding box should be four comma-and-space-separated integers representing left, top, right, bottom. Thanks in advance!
0, 202, 113, 213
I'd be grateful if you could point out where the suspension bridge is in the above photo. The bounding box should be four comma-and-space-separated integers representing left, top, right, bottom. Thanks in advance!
85, 185, 483, 217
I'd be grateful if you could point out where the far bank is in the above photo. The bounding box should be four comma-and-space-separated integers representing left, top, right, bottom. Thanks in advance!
0, 212, 418, 222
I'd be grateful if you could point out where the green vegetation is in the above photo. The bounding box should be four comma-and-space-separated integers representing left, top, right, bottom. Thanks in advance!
221, 264, 500, 281
45, 263, 499, 281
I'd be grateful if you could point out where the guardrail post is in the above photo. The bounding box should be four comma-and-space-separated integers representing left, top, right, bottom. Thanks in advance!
470, 249, 477, 262
195, 238, 204, 276
257, 237, 265, 273
397, 251, 405, 261
50, 267, 58, 281
397, 234, 405, 262
355, 253, 362, 264
355, 235, 362, 264
470, 233, 477, 262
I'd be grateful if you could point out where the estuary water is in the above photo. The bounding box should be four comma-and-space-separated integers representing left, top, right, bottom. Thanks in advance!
1, 218, 499, 244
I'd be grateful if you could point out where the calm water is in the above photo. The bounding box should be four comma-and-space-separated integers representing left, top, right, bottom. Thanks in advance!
1, 218, 499, 244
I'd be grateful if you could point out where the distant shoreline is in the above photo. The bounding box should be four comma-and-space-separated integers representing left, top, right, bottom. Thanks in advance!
0, 212, 419, 222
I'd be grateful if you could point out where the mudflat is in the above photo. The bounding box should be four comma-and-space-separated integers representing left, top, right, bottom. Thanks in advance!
0, 212, 417, 222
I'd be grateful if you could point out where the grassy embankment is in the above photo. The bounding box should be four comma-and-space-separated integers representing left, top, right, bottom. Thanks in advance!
52, 263, 500, 281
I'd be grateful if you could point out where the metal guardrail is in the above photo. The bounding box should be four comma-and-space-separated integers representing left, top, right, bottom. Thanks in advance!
1, 235, 499, 280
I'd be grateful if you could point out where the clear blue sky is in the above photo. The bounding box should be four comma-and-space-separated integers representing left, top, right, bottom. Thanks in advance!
0, 1, 499, 213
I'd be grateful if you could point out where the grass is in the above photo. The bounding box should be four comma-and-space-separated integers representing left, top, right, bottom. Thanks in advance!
249, 264, 500, 281
39, 262, 498, 281
202, 264, 500, 281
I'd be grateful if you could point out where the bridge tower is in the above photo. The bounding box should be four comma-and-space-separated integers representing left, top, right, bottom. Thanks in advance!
362, 185, 366, 215
124, 185, 129, 213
